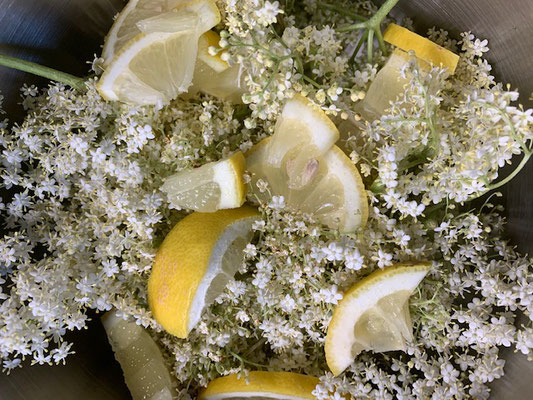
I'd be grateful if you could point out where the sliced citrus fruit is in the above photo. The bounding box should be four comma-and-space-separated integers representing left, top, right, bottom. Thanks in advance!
246, 137, 367, 233
383, 23, 459, 74
264, 95, 340, 190
148, 206, 260, 338
198, 371, 319, 400
97, 11, 200, 105
102, 0, 221, 64
189, 30, 246, 103
98, 0, 221, 105
102, 310, 173, 400
161, 151, 246, 212
325, 262, 431, 376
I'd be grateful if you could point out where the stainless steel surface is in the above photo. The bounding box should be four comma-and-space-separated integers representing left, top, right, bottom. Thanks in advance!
0, 0, 532, 398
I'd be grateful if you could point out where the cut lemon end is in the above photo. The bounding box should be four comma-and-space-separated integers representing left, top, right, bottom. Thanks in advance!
102, 310, 173, 400
148, 206, 260, 338
198, 371, 319, 400
325, 262, 431, 376
161, 151, 246, 212
383, 23, 459, 74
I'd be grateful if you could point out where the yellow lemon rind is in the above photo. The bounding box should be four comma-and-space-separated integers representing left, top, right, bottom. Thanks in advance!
325, 262, 431, 376
148, 206, 259, 338
383, 24, 459, 74
198, 371, 319, 400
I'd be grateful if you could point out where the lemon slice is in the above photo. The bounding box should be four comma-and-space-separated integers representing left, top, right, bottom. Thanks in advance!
325, 262, 431, 376
246, 137, 367, 233
148, 206, 260, 338
383, 23, 459, 74
198, 371, 319, 400
102, 0, 221, 64
161, 151, 246, 212
97, 10, 200, 105
190, 31, 246, 103
102, 310, 173, 400
265, 95, 340, 189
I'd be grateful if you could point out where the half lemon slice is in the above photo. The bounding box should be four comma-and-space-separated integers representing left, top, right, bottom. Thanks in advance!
148, 206, 260, 338
161, 151, 246, 212
325, 262, 430, 376
102, 310, 173, 400
198, 371, 319, 400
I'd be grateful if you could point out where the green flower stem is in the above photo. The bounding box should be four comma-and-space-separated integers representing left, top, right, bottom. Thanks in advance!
336, 0, 399, 63
367, 29, 375, 64
349, 30, 369, 64
229, 350, 267, 369
0, 54, 85, 90
319, 2, 367, 22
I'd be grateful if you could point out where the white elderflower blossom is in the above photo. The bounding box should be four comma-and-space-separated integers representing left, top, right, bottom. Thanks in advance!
0, 1, 531, 397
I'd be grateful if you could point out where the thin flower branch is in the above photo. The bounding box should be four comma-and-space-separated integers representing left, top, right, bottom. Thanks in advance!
0, 54, 85, 90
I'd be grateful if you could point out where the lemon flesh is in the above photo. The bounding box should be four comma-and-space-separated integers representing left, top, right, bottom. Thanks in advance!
102, 310, 173, 400
98, 0, 221, 105
246, 137, 367, 233
198, 371, 319, 400
102, 0, 221, 64
161, 151, 246, 212
190, 31, 246, 103
148, 206, 260, 338
325, 262, 430, 376
265, 95, 339, 189
98, 11, 200, 105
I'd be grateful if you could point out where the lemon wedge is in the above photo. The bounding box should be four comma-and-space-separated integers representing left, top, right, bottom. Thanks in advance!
264, 95, 340, 189
246, 97, 367, 232
98, 0, 221, 105
148, 206, 260, 338
102, 0, 221, 64
325, 262, 430, 376
102, 310, 173, 400
190, 30, 246, 102
383, 23, 459, 74
198, 371, 319, 400
161, 151, 246, 212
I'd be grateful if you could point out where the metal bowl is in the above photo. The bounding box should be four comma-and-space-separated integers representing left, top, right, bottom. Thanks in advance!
0, 0, 531, 398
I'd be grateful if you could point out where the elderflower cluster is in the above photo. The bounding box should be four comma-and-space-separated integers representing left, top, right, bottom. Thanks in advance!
0, 0, 532, 399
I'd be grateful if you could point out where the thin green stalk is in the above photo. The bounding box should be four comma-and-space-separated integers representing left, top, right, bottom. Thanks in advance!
369, 0, 400, 25
367, 29, 375, 64
375, 26, 387, 54
0, 54, 85, 90
229, 351, 268, 369
336, 0, 399, 62
319, 2, 367, 21
302, 74, 322, 89
349, 30, 369, 64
